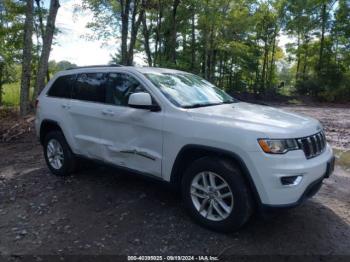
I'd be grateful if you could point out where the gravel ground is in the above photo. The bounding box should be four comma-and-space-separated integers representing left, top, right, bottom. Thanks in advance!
0, 105, 349, 259
280, 105, 350, 150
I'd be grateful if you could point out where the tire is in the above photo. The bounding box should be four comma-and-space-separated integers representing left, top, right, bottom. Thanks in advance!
182, 156, 253, 232
43, 131, 77, 176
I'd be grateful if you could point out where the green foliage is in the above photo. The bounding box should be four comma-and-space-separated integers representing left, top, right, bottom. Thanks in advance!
2, 0, 350, 107
0, 0, 25, 84
290, 0, 350, 102
2, 82, 20, 106
2, 82, 35, 106
48, 60, 77, 75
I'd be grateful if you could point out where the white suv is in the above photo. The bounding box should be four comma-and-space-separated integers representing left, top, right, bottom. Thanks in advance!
35, 65, 335, 231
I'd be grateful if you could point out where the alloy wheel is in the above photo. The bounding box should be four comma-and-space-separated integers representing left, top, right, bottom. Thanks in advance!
190, 171, 234, 221
47, 139, 64, 170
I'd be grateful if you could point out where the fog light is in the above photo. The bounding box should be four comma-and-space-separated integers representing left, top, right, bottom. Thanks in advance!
281, 175, 303, 186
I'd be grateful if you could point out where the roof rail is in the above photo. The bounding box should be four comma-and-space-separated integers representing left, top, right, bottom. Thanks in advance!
65, 64, 123, 70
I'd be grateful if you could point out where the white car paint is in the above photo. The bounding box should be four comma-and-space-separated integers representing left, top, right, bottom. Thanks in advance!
35, 66, 334, 207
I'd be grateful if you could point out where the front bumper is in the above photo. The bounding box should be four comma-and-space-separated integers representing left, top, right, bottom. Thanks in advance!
247, 144, 334, 206
262, 157, 334, 210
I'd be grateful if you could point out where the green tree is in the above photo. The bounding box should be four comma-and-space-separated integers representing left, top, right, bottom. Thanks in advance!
0, 0, 24, 106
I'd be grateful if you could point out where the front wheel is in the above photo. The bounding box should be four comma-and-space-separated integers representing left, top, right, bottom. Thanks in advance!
182, 157, 253, 232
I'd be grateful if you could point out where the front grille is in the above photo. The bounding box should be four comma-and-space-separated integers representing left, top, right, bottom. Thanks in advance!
297, 132, 326, 159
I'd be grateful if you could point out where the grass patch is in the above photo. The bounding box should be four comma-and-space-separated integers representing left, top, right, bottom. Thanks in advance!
2, 82, 34, 107
288, 98, 303, 105
2, 82, 20, 106
333, 149, 350, 170
278, 86, 294, 96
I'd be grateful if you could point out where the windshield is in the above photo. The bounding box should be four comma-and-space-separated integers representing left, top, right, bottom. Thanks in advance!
144, 72, 236, 108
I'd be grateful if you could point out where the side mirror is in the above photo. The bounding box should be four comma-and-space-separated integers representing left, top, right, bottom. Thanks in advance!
128, 92, 160, 111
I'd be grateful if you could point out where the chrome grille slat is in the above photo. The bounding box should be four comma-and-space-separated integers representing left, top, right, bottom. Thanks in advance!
315, 134, 322, 152
321, 132, 326, 148
307, 137, 314, 156
297, 139, 303, 150
319, 133, 324, 148
298, 131, 326, 159
314, 135, 319, 153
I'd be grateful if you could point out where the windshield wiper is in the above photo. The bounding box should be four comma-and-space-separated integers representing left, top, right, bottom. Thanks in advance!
183, 98, 239, 108
183, 102, 224, 108
223, 100, 237, 104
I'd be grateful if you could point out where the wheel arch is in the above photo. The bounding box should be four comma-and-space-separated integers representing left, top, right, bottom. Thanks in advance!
170, 144, 262, 206
39, 119, 64, 145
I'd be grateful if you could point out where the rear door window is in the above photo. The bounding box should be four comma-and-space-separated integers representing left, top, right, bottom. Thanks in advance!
72, 73, 107, 103
47, 74, 75, 98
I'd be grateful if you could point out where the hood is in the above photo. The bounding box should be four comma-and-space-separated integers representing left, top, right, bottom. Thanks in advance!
187, 102, 322, 138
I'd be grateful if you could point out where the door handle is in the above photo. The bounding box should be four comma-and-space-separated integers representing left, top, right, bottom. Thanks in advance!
61, 104, 71, 109
102, 109, 114, 116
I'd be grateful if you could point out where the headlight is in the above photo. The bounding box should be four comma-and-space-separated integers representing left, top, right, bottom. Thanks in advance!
258, 139, 299, 154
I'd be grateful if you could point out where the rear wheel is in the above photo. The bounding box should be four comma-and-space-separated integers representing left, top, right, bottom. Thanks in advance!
182, 157, 253, 232
43, 131, 77, 176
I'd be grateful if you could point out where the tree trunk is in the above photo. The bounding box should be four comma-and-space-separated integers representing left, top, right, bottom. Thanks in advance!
33, 20, 41, 78
302, 39, 309, 79
190, 5, 195, 71
218, 54, 223, 87
334, 26, 339, 66
127, 0, 145, 65
295, 33, 301, 82
142, 12, 152, 66
20, 0, 34, 116
154, 0, 162, 66
182, 31, 187, 56
0, 3, 5, 106
318, 3, 327, 75
268, 27, 277, 90
167, 0, 180, 64
254, 68, 259, 95
208, 25, 215, 82
261, 36, 269, 93
35, 0, 50, 83
34, 0, 60, 98
0, 63, 3, 106
35, 0, 45, 38
202, 47, 207, 77
120, 0, 130, 65
229, 58, 233, 88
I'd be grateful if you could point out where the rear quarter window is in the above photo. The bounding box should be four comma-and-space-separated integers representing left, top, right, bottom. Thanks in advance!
47, 74, 76, 98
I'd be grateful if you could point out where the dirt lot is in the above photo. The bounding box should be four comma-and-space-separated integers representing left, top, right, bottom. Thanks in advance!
0, 105, 349, 259
281, 105, 350, 150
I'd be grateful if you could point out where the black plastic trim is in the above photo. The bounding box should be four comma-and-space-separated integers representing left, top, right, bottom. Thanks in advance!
128, 104, 161, 112
39, 119, 61, 144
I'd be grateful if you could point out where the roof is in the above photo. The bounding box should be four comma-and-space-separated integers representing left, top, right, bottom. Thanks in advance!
64, 65, 188, 75
133, 67, 186, 74
65, 64, 122, 70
